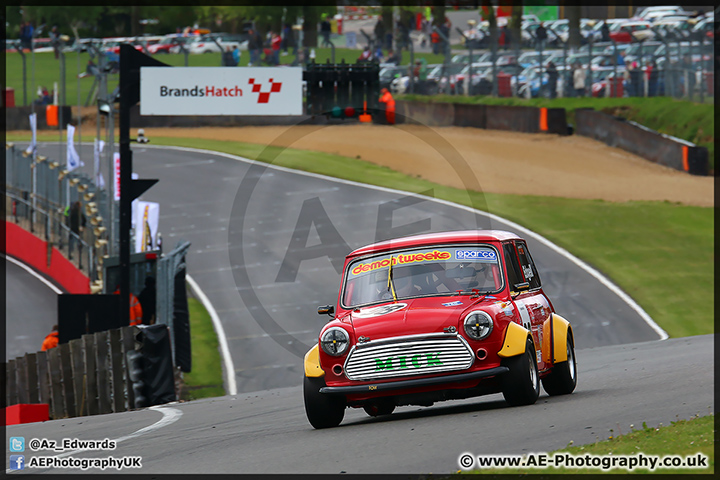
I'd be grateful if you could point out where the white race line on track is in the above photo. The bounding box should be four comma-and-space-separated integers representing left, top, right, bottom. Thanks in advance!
21, 141, 668, 390
142, 144, 669, 342
5, 406, 182, 474
186, 274, 238, 396
2, 253, 64, 294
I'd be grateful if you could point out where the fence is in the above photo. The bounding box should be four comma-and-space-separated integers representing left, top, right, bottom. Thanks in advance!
6, 145, 110, 285
5, 325, 177, 418
375, 20, 714, 101
6, 326, 137, 418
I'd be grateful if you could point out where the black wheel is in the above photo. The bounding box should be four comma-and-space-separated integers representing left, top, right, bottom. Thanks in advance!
541, 335, 577, 396
363, 398, 395, 417
501, 337, 540, 407
303, 376, 345, 429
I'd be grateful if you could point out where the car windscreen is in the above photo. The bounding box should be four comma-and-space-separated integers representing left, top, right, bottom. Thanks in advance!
342, 245, 503, 308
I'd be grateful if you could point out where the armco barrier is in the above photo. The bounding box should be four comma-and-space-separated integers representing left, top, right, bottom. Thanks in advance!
485, 104, 538, 133
395, 100, 568, 135
575, 108, 709, 176
394, 101, 455, 127
453, 102, 487, 128
4, 221, 90, 293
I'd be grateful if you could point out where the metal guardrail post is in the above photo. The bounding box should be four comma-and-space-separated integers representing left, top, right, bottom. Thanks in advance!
156, 240, 191, 367
432, 26, 452, 95
456, 27, 472, 96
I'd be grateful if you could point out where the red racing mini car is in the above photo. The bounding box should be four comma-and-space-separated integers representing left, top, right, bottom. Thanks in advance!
303, 230, 577, 428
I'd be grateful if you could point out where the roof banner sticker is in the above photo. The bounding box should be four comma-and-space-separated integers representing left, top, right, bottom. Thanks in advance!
350, 248, 453, 277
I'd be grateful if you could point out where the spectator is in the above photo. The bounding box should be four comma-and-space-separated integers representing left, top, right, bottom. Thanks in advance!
281, 23, 291, 54
385, 31, 393, 51
573, 62, 586, 97
419, 17, 428, 47
500, 25, 511, 50
271, 31, 281, 65
374, 45, 384, 63
547, 61, 559, 98
386, 49, 400, 65
439, 21, 450, 55
34, 86, 52, 105
247, 28, 260, 66
358, 46, 371, 62
396, 18, 409, 51
600, 22, 610, 42
67, 200, 85, 260
647, 60, 659, 97
374, 18, 385, 46
50, 26, 60, 59
431, 29, 440, 54
617, 49, 626, 66
137, 276, 156, 326
629, 61, 643, 96
232, 45, 240, 66
682, 54, 695, 98
42, 325, 59, 351
320, 14, 332, 47
222, 46, 233, 66
20, 21, 34, 51
535, 22, 547, 50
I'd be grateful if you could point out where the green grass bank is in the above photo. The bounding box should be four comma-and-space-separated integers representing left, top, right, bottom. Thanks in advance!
399, 94, 715, 168
465, 414, 714, 475
6, 131, 713, 339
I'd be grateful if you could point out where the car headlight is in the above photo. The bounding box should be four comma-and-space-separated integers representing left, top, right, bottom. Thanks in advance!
463, 311, 493, 340
320, 327, 350, 356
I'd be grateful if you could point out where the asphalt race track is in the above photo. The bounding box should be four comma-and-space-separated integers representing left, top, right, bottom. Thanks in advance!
6, 141, 706, 475
6, 335, 712, 474
24, 141, 666, 391
4, 256, 59, 360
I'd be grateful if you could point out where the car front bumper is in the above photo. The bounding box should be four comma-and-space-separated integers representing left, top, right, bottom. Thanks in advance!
319, 366, 509, 395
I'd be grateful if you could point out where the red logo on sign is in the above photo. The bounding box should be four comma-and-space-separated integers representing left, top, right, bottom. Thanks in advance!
248, 78, 282, 103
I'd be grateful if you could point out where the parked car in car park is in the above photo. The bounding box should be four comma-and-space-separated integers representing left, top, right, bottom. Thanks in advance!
609, 21, 655, 43
148, 34, 196, 54
187, 33, 248, 54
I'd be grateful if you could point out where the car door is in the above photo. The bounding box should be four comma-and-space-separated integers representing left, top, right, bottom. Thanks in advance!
502, 241, 551, 370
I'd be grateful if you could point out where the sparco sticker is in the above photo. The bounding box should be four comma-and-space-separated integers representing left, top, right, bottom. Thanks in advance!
353, 303, 408, 318
140, 67, 303, 116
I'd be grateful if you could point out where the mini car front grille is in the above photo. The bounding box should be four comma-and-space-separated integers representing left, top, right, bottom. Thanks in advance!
344, 334, 474, 381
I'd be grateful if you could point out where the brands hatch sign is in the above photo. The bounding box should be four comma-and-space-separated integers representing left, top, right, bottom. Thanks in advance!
140, 67, 302, 116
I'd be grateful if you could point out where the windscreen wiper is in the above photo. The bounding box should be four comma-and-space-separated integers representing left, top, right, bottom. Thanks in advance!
387, 256, 397, 302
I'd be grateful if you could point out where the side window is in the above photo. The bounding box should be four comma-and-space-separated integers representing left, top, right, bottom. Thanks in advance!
515, 241, 542, 290
503, 243, 524, 289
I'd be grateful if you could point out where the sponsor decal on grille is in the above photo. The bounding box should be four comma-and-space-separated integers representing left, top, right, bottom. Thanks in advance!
344, 334, 474, 381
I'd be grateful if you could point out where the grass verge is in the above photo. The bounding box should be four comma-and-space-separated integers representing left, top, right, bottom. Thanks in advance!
182, 295, 225, 400
150, 136, 713, 338
399, 94, 715, 167
465, 414, 714, 474
6, 131, 713, 338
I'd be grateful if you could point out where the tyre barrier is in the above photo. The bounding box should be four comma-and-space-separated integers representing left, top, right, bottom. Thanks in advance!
574, 108, 709, 176
5, 325, 176, 421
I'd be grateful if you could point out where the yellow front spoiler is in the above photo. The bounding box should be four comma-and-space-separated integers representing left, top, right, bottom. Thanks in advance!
304, 344, 325, 377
